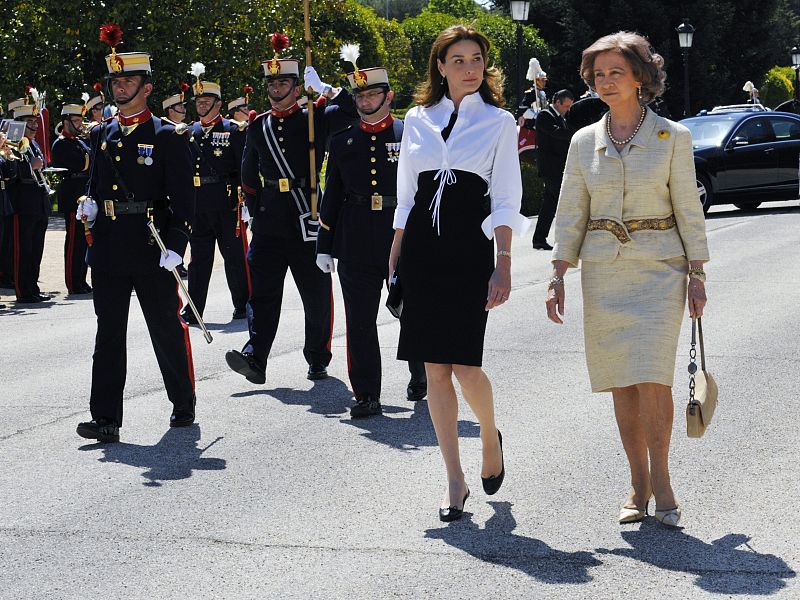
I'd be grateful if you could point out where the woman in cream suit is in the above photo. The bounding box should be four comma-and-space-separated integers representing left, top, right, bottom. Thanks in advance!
546, 32, 709, 527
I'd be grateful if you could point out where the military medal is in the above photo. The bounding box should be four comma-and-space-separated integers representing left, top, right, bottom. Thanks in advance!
137, 144, 154, 166
385, 142, 400, 163
213, 148, 223, 157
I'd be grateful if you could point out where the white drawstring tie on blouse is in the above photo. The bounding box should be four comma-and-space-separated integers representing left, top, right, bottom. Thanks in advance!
429, 167, 457, 235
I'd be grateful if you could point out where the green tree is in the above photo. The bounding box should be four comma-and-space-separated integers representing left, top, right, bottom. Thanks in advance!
760, 66, 795, 108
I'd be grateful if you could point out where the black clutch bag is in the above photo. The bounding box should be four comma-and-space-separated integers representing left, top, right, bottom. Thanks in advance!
386, 270, 403, 319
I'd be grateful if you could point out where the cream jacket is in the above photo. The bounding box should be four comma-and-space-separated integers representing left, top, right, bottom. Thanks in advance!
553, 108, 710, 266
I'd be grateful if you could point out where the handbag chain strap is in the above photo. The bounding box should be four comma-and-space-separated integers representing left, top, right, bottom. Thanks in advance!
697, 316, 707, 372
688, 317, 699, 415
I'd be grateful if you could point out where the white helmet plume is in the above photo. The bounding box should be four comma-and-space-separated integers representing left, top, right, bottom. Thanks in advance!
339, 44, 360, 69
526, 58, 546, 81
190, 62, 206, 78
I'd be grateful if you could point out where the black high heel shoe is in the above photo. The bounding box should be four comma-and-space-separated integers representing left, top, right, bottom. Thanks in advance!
481, 430, 505, 495
439, 488, 470, 522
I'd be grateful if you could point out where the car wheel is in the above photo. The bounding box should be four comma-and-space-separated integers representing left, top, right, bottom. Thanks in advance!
697, 174, 712, 213
733, 202, 762, 210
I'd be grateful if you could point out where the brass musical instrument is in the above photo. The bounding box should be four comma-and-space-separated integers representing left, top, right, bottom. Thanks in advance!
54, 120, 98, 139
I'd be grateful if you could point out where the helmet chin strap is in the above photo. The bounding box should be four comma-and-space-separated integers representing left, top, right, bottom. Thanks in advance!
358, 89, 389, 117
268, 80, 298, 105
109, 76, 147, 107
196, 98, 219, 120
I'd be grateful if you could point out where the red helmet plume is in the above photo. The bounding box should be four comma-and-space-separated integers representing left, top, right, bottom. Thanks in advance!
99, 23, 124, 49
270, 32, 289, 55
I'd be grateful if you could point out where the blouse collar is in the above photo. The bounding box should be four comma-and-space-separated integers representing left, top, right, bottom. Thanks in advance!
422, 91, 486, 131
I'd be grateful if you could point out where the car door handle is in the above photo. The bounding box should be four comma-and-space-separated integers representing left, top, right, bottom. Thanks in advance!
763, 148, 775, 154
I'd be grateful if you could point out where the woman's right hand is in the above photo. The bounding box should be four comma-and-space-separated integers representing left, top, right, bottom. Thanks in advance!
388, 229, 404, 281
545, 283, 564, 324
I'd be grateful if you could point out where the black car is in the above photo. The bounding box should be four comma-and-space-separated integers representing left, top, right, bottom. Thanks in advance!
680, 110, 800, 212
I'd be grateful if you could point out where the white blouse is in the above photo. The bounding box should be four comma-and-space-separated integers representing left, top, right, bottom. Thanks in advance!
393, 92, 529, 239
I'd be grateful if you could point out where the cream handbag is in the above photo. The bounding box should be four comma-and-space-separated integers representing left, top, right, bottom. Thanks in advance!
686, 317, 718, 438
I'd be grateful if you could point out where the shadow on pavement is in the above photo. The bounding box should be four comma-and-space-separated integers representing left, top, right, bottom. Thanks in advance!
425, 501, 601, 583
343, 399, 480, 451
79, 424, 226, 487
231, 376, 353, 417
706, 203, 800, 220
597, 522, 796, 594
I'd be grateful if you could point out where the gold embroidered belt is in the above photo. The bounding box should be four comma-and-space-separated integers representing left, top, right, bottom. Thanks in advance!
587, 215, 676, 244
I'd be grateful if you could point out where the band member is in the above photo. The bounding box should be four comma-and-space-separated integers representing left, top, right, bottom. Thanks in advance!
51, 100, 92, 293
0, 98, 26, 289
6, 96, 52, 304
227, 85, 254, 122
75, 24, 196, 443
225, 32, 356, 385
162, 83, 190, 125
181, 64, 250, 322
316, 48, 426, 418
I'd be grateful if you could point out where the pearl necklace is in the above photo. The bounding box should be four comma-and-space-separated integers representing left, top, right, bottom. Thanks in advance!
607, 106, 646, 145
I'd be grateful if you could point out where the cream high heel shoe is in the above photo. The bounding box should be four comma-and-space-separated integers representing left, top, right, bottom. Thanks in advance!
654, 505, 682, 527
618, 500, 650, 524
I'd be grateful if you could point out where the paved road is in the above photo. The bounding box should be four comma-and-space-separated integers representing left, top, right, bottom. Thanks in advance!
1, 202, 798, 599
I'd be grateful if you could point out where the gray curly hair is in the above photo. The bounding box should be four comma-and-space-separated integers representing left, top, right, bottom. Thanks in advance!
580, 31, 666, 103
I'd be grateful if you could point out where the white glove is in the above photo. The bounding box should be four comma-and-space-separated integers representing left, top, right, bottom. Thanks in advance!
303, 66, 332, 96
522, 108, 536, 120
316, 253, 335, 273
240, 205, 252, 225
76, 197, 98, 224
159, 250, 183, 271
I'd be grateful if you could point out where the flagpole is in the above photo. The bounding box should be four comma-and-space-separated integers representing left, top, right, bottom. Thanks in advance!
303, 0, 318, 220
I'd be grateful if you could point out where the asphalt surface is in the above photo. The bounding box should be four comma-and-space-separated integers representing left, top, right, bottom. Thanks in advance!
1, 202, 798, 599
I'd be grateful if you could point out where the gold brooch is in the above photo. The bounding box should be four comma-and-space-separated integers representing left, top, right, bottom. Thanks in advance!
657, 130, 670, 139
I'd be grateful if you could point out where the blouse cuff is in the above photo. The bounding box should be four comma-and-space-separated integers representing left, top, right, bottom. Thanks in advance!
393, 206, 411, 230
480, 209, 531, 239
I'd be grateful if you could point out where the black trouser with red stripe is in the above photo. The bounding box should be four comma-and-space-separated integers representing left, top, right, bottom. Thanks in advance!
89, 267, 195, 426
0, 215, 14, 285
338, 260, 425, 400
187, 207, 250, 316
13, 213, 47, 299
63, 208, 89, 293
245, 232, 332, 367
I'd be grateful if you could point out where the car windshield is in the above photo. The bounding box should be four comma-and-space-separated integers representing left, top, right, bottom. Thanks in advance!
681, 116, 738, 147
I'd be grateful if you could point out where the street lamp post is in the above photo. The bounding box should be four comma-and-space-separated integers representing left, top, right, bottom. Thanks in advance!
791, 46, 800, 102
676, 19, 695, 117
510, 1, 531, 110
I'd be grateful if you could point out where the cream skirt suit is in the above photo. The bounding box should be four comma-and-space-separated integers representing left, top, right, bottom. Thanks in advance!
552, 108, 710, 392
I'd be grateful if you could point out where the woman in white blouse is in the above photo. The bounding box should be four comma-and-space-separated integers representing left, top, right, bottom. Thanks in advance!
389, 25, 528, 522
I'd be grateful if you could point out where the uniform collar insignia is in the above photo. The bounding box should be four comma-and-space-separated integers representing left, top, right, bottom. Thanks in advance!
118, 108, 152, 127
270, 103, 301, 118
360, 113, 394, 133
200, 114, 222, 128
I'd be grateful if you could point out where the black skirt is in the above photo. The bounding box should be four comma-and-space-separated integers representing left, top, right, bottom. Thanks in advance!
397, 170, 494, 366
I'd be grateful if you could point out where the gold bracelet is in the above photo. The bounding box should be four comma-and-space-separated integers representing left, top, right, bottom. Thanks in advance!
496, 250, 512, 259
547, 275, 564, 290
689, 272, 706, 282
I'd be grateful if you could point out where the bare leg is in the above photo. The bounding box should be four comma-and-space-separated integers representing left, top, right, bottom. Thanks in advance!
637, 382, 677, 510
425, 363, 468, 509
452, 365, 502, 479
612, 385, 653, 509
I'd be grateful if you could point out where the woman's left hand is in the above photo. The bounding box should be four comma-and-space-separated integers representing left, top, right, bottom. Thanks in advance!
486, 265, 511, 310
688, 279, 707, 318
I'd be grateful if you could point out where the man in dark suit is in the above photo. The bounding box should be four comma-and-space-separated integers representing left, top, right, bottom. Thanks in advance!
316, 64, 426, 418
75, 30, 196, 443
51, 102, 92, 294
5, 102, 52, 303
225, 38, 356, 386
532, 89, 574, 251
182, 75, 249, 322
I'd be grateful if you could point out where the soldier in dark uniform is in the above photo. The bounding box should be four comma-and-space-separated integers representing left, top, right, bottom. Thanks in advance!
227, 86, 254, 122
316, 58, 426, 418
0, 103, 23, 289
75, 26, 197, 443
5, 101, 52, 304
162, 83, 189, 126
181, 73, 250, 322
51, 101, 92, 294
225, 34, 356, 385
86, 84, 106, 124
